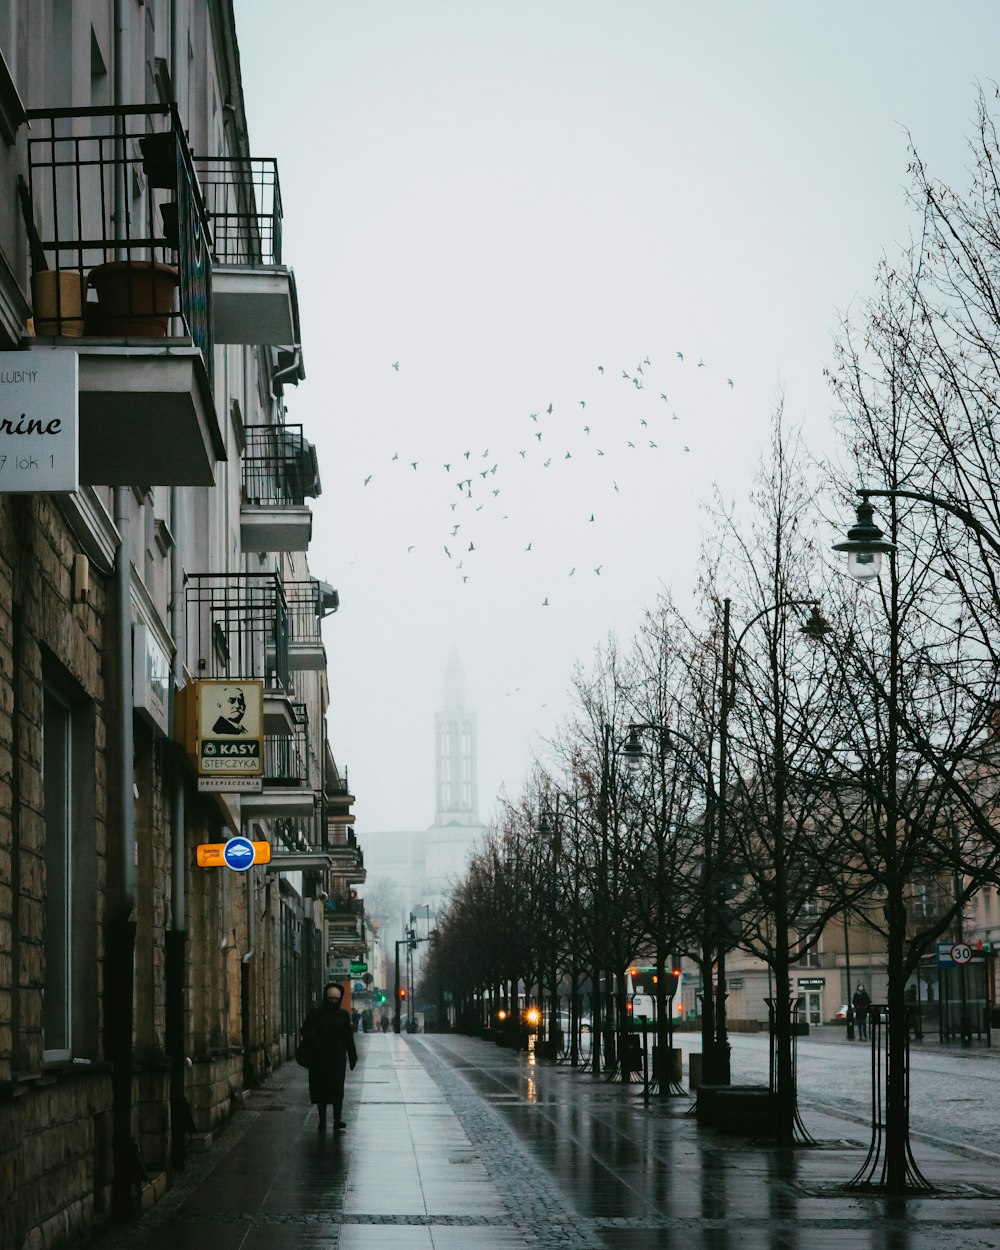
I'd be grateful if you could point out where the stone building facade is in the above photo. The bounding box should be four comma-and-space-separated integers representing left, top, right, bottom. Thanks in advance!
0, 5, 361, 1248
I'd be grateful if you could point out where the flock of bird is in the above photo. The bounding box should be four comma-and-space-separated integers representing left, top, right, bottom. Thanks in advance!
360, 353, 735, 604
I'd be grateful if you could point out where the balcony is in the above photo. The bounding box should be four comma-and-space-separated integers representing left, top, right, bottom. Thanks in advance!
241, 424, 319, 552
185, 572, 297, 732
327, 824, 365, 882
282, 580, 334, 671
194, 156, 301, 347
242, 706, 316, 820
22, 105, 224, 485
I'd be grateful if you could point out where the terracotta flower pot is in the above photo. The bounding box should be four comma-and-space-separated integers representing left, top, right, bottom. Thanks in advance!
87, 260, 179, 337
32, 269, 87, 337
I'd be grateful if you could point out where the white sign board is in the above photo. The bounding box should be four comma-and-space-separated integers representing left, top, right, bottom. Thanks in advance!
0, 353, 79, 492
133, 622, 171, 736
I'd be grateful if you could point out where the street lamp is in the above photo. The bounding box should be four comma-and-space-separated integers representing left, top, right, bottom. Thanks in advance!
832, 495, 897, 581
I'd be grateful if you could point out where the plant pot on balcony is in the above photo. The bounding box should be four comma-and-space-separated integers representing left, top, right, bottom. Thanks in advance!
87, 260, 179, 337
32, 268, 87, 336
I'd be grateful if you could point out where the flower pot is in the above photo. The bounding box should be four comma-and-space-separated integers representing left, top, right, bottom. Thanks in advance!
87, 260, 179, 337
32, 269, 87, 337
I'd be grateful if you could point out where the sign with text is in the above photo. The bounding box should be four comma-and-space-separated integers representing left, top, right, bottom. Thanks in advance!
0, 353, 78, 492
175, 679, 265, 791
196, 839, 271, 868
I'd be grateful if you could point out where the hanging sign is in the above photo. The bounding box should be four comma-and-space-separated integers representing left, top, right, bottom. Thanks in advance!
178, 679, 265, 792
0, 352, 79, 492
196, 839, 271, 868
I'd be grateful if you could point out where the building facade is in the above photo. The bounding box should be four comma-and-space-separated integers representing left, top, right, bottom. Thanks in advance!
0, 5, 362, 1248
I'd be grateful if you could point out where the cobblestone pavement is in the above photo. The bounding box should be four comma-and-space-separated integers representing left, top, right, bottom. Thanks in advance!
82, 1032, 1000, 1250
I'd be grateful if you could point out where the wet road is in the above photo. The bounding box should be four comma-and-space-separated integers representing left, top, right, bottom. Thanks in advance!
85, 1032, 1000, 1250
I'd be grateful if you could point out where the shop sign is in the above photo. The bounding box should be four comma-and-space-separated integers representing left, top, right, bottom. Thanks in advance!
133, 622, 171, 735
178, 679, 264, 790
0, 352, 78, 492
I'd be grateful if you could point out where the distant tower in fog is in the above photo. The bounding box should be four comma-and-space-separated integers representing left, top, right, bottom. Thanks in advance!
422, 652, 486, 913
433, 651, 479, 826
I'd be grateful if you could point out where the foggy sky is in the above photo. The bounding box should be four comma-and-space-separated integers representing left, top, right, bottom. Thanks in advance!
235, 2, 1000, 836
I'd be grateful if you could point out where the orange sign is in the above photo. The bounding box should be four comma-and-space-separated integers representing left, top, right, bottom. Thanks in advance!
196, 841, 271, 868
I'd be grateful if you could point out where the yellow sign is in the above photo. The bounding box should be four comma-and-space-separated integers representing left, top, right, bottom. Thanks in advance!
196, 841, 271, 868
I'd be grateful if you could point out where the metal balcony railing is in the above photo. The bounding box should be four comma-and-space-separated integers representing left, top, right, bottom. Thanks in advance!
285, 580, 324, 647
24, 104, 213, 367
193, 156, 282, 266
264, 703, 310, 785
185, 573, 288, 692
243, 424, 321, 507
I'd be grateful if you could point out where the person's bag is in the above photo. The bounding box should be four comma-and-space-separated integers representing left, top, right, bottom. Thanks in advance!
294, 1038, 316, 1069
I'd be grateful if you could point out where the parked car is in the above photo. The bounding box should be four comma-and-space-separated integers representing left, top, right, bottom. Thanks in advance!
830, 1003, 851, 1023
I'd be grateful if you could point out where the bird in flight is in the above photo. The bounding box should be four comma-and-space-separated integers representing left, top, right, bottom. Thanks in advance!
363, 474, 372, 486
683, 445, 690, 452
614, 481, 619, 492
392, 452, 399, 461
649, 440, 658, 449
697, 358, 705, 367
407, 545, 415, 553
579, 400, 586, 409
410, 461, 418, 470
659, 393, 668, 402
547, 403, 554, 414
640, 418, 647, 427
676, 351, 684, 361
444, 546, 452, 558
525, 542, 533, 552
597, 365, 604, 373
564, 451, 572, 460
588, 513, 595, 522
583, 425, 590, 434
519, 449, 527, 458
392, 361, 399, 371
462, 576, 469, 583
543, 458, 552, 467
597, 448, 605, 456
482, 448, 489, 458
468, 542, 475, 552
451, 524, 460, 536
536, 432, 543, 442
622, 370, 631, 380
594, 565, 603, 575
443, 463, 451, 472
627, 441, 636, 449
542, 597, 550, 607
727, 378, 734, 388
530, 412, 539, 422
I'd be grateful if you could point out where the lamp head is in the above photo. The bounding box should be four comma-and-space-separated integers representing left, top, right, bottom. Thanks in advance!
833, 497, 896, 581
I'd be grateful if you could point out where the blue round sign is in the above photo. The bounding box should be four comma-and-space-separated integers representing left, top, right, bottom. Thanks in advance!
223, 836, 256, 871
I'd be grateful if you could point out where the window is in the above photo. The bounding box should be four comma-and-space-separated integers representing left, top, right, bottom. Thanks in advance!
42, 661, 97, 1062
43, 687, 72, 1058
797, 932, 821, 968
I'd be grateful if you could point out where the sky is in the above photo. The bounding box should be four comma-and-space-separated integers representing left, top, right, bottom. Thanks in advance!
235, 2, 1000, 841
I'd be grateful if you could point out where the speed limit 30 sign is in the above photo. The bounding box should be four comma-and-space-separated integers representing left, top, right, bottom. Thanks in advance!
951, 943, 972, 965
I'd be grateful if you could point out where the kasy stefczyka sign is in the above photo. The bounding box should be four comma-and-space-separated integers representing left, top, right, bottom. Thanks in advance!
176, 679, 265, 792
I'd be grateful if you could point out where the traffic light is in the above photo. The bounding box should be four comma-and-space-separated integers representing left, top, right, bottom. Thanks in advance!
399, 987, 407, 1000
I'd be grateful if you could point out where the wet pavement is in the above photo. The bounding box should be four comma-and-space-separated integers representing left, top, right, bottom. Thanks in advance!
86, 1032, 1000, 1249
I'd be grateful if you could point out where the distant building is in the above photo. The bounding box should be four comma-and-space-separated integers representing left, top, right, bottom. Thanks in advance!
364, 652, 486, 941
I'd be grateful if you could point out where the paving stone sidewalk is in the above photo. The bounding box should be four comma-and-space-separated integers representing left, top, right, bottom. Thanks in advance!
80, 1032, 1000, 1250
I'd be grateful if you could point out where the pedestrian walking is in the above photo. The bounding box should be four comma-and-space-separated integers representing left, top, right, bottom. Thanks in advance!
380, 1015, 390, 1033
299, 982, 358, 1131
852, 983, 871, 1041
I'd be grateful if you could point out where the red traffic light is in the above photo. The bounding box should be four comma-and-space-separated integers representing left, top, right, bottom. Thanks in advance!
399, 988, 407, 999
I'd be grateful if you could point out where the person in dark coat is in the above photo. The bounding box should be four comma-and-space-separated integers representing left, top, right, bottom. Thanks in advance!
300, 982, 358, 1131
852, 983, 871, 1041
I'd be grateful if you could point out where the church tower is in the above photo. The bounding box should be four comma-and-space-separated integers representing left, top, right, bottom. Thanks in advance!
422, 651, 485, 912
433, 650, 479, 826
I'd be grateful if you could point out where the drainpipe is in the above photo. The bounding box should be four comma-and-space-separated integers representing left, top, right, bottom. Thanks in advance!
166, 484, 188, 1167
242, 870, 257, 1087
109, 0, 143, 1220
